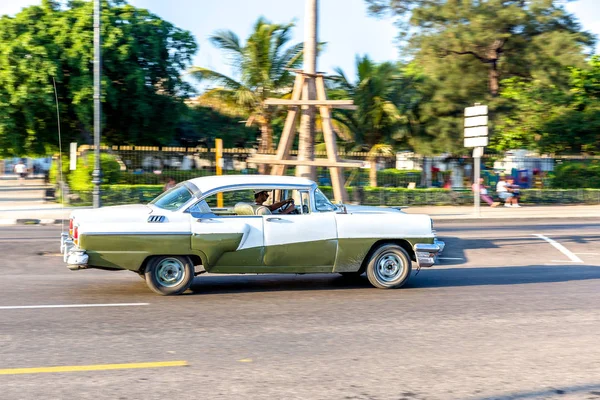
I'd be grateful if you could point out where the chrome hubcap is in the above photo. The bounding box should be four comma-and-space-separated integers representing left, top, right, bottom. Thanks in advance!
155, 258, 185, 287
375, 253, 404, 282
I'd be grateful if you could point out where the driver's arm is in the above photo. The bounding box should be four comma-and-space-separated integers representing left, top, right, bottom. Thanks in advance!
280, 200, 295, 214
268, 198, 293, 211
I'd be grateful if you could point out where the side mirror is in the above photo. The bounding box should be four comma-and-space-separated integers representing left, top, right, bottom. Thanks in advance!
336, 203, 347, 214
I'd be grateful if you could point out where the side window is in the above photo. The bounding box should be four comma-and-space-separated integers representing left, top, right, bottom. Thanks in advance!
299, 190, 310, 214
188, 188, 314, 216
314, 188, 337, 212
278, 189, 310, 214
202, 189, 257, 216
187, 200, 211, 214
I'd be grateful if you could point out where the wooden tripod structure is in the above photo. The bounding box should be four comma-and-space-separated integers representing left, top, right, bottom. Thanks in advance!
245, 0, 363, 204
247, 70, 362, 203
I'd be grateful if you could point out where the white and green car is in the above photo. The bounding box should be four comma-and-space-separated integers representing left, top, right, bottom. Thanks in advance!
61, 175, 444, 295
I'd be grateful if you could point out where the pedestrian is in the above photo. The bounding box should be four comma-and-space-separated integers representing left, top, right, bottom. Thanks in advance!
163, 177, 177, 192
13, 159, 27, 185
472, 177, 500, 207
496, 175, 520, 207
506, 177, 521, 207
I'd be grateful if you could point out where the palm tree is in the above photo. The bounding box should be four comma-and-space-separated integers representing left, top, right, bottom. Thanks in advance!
189, 18, 303, 166
330, 56, 410, 186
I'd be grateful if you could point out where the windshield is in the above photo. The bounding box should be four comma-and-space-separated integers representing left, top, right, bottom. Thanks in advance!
314, 188, 338, 212
150, 185, 193, 211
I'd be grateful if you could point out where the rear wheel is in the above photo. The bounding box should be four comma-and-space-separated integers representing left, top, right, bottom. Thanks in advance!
144, 256, 194, 296
365, 244, 412, 289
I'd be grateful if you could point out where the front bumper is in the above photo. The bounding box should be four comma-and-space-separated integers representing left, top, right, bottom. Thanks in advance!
60, 233, 89, 270
413, 239, 445, 268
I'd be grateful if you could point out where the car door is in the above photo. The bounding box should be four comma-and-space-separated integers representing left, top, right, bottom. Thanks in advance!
190, 214, 265, 272
262, 212, 337, 272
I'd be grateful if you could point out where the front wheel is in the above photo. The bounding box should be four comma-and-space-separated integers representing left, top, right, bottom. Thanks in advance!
365, 244, 412, 289
144, 256, 194, 296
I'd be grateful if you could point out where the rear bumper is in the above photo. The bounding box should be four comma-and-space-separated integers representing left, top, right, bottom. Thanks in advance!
414, 239, 445, 268
61, 233, 89, 270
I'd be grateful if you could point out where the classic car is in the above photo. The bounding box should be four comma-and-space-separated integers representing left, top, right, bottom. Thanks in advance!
61, 175, 444, 295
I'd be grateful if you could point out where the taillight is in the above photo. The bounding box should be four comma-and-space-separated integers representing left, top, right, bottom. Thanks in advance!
69, 219, 73, 236
73, 226, 79, 245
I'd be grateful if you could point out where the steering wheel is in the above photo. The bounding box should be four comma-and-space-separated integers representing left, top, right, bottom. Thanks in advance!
287, 200, 299, 214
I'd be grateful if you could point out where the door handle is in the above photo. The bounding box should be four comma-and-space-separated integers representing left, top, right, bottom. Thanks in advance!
266, 217, 282, 222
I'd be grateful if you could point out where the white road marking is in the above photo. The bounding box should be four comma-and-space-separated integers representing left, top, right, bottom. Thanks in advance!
0, 303, 149, 310
532, 234, 583, 263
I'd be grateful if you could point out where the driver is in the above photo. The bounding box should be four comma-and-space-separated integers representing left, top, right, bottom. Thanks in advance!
254, 190, 295, 214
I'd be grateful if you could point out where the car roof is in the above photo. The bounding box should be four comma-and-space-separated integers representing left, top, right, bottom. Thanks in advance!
187, 174, 316, 194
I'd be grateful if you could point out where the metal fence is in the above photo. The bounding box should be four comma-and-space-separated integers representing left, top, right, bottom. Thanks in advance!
54, 145, 600, 206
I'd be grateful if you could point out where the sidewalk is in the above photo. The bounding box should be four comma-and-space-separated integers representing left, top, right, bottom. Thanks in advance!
405, 204, 600, 221
0, 202, 598, 225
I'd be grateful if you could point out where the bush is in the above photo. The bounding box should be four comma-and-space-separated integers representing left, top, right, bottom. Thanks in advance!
63, 185, 600, 207
69, 153, 122, 191
376, 169, 422, 187
550, 160, 600, 188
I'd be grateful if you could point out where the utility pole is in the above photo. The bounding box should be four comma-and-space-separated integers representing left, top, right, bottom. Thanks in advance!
92, 0, 102, 208
249, 0, 357, 203
296, 0, 317, 180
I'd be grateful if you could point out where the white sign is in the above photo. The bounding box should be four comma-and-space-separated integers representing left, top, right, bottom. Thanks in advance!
464, 126, 489, 137
464, 115, 488, 127
464, 136, 489, 147
465, 105, 488, 117
69, 142, 77, 170
464, 104, 488, 148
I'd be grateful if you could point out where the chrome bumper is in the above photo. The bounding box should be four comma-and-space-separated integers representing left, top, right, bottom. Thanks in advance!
414, 239, 445, 268
60, 233, 89, 270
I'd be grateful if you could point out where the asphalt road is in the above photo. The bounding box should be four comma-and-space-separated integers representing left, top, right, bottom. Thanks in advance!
1, 219, 600, 400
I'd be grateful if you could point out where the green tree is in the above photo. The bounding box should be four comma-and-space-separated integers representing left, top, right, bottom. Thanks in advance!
188, 17, 304, 155
176, 103, 260, 148
0, 0, 197, 157
330, 56, 410, 186
366, 0, 594, 95
494, 56, 600, 154
365, 0, 595, 154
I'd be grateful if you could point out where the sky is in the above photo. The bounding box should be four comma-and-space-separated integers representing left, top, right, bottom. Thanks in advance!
1, 0, 599, 85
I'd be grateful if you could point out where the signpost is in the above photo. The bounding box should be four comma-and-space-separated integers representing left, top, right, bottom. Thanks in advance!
464, 104, 488, 217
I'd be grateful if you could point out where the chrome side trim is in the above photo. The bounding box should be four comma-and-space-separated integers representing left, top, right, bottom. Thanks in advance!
80, 232, 191, 236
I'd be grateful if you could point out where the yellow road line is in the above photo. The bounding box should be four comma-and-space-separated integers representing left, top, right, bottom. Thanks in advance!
0, 360, 188, 375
